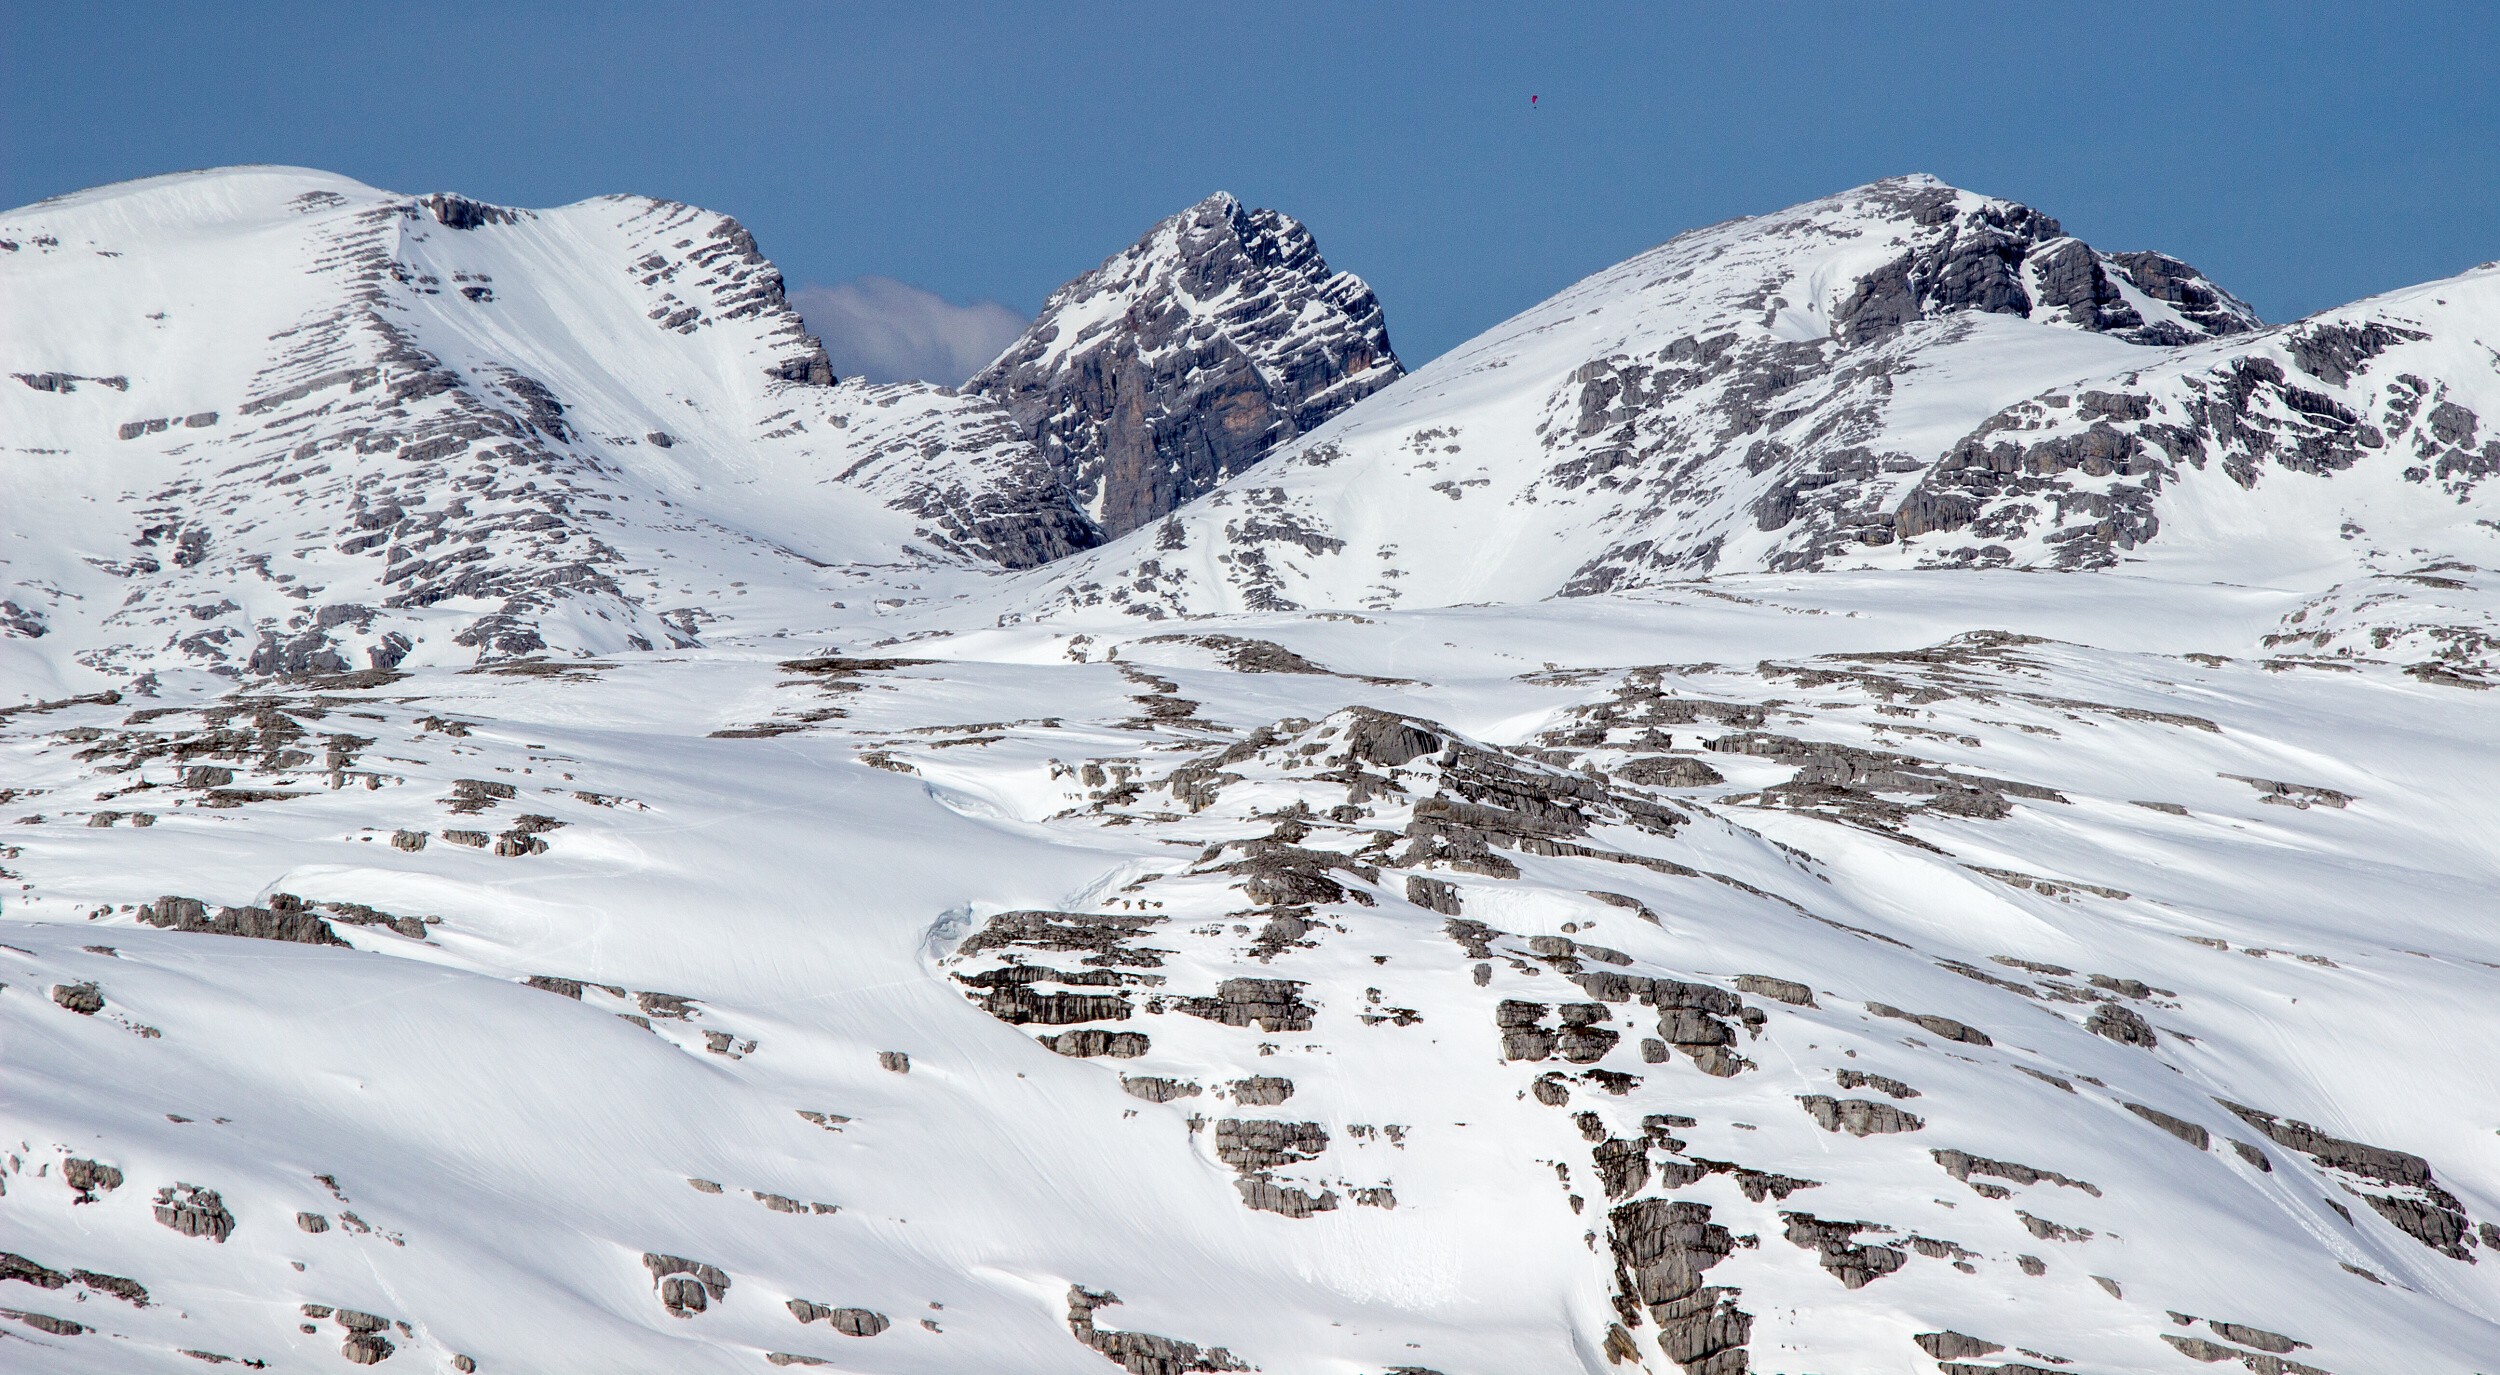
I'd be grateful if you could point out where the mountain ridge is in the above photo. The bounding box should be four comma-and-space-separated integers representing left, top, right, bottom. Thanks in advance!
1, 165, 2495, 1375
1020, 176, 2496, 673
0, 165, 1094, 680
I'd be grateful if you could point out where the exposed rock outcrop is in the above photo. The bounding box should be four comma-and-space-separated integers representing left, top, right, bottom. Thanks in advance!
1065, 1285, 1248, 1374
1780, 1211, 1907, 1288
972, 194, 1401, 535
1829, 181, 2256, 347
1797, 1095, 1923, 1136
2220, 1100, 2476, 1258
1605, 1199, 1750, 1374
152, 1185, 235, 1242
789, 1300, 888, 1336
62, 1158, 121, 1203
643, 1252, 729, 1317
139, 894, 344, 945
50, 982, 102, 1014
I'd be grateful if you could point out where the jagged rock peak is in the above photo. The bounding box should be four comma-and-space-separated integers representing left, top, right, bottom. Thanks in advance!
969, 192, 1402, 537
1821, 175, 2260, 347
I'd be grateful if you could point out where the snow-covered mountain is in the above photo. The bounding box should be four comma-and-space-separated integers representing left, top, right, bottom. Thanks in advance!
970, 193, 1402, 538
1028, 177, 2495, 644
4, 168, 2499, 1375
0, 167, 1092, 682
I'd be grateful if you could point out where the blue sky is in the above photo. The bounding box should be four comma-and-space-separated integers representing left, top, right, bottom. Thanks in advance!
7, 3, 2497, 376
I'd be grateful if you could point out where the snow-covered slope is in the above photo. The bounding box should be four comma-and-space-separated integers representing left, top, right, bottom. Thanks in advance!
971, 193, 1401, 537
5, 168, 2499, 1375
1889, 271, 2500, 575
4, 579, 2497, 1374
1025, 176, 2500, 621
0, 167, 1088, 681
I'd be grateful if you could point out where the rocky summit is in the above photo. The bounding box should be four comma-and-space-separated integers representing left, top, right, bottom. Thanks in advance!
1032, 174, 2499, 625
971, 192, 1403, 537
2, 167, 2497, 1375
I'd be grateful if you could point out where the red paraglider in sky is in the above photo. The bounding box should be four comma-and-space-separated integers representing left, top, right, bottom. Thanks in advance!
1531, 94, 1539, 107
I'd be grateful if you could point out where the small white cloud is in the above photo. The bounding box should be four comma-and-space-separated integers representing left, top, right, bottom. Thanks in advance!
792, 276, 1028, 385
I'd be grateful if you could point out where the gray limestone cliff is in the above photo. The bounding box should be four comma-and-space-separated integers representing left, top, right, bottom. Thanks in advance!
970, 194, 1401, 536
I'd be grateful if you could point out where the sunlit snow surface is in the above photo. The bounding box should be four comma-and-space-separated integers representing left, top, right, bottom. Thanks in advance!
0, 166, 1077, 691
3, 168, 2498, 1375
5, 575, 2498, 1373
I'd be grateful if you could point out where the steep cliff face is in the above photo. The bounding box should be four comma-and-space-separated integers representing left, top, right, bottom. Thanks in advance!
969, 193, 1401, 536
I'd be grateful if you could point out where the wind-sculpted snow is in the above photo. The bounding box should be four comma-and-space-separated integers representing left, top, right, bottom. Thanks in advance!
0, 167, 1089, 679
971, 193, 1402, 537
2, 573, 2497, 1372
